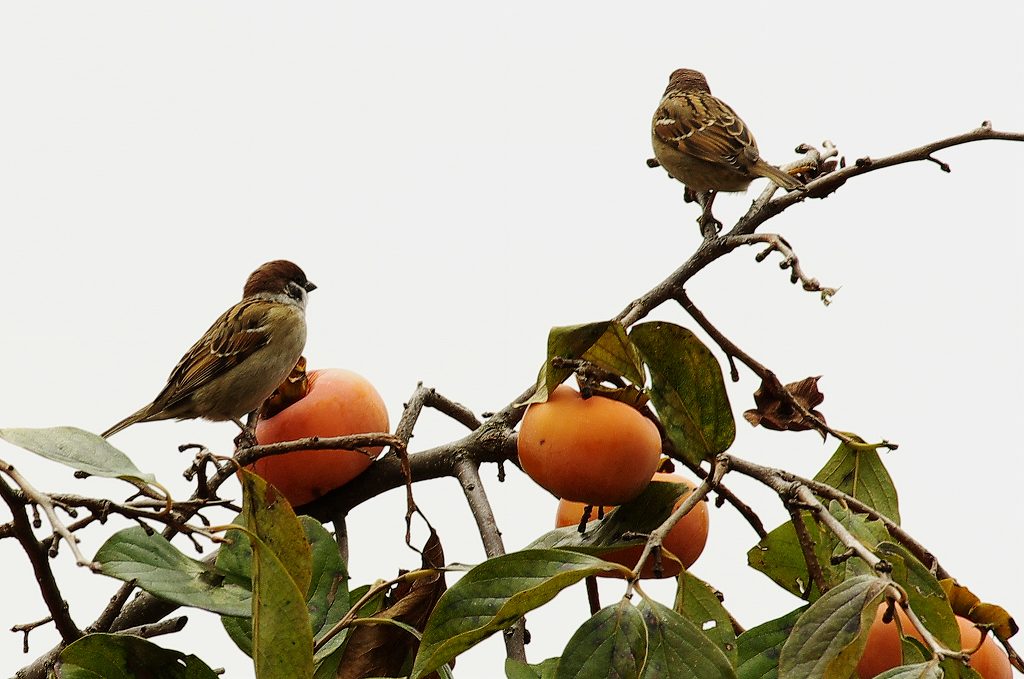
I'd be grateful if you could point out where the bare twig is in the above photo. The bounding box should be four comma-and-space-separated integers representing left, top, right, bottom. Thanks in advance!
0, 477, 81, 644
0, 460, 95, 569
233, 433, 405, 468
676, 457, 767, 539
673, 290, 890, 449
722, 233, 838, 305
785, 504, 828, 597
118, 615, 189, 639
453, 457, 527, 661
628, 462, 723, 585
723, 454, 947, 578
10, 617, 52, 654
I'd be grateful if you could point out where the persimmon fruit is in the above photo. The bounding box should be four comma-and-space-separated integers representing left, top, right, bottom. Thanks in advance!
857, 603, 1011, 679
517, 384, 662, 505
251, 368, 389, 507
554, 472, 709, 578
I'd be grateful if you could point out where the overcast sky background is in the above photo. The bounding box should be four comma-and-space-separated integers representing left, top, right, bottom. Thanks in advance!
2, 2, 1022, 676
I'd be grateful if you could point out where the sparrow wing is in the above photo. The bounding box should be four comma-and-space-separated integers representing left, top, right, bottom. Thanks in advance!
155, 298, 274, 410
653, 92, 760, 170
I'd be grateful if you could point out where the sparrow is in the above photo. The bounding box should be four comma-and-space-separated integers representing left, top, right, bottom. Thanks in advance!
102, 260, 316, 438
651, 69, 803, 226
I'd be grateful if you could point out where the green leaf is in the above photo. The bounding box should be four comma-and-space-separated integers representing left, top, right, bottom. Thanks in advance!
875, 542, 960, 651
736, 606, 807, 679
525, 321, 612, 405
639, 598, 737, 678
219, 516, 349, 658
556, 598, 648, 679
828, 501, 893, 580
250, 530, 314, 679
506, 657, 559, 679
0, 426, 157, 486
411, 550, 620, 678
873, 660, 942, 678
937, 659, 984, 678
528, 480, 688, 553
629, 322, 735, 465
778, 574, 889, 679
94, 526, 250, 617
580, 322, 646, 386
747, 513, 835, 600
240, 468, 312, 596
814, 439, 900, 524
58, 633, 218, 678
674, 571, 738, 666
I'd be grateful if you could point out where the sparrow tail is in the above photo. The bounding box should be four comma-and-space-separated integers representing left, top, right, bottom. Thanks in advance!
754, 160, 804, 191
102, 405, 156, 438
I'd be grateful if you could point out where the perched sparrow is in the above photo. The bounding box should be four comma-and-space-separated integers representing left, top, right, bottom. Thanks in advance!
102, 260, 316, 438
651, 69, 802, 224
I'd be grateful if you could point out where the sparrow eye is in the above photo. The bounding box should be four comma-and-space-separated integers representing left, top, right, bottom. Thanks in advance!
286, 281, 305, 301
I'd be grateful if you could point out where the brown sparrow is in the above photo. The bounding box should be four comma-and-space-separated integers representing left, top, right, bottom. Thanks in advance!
651, 69, 803, 226
102, 260, 316, 438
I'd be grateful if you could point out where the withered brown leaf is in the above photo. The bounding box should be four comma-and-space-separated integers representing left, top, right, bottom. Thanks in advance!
336, 529, 448, 679
744, 376, 826, 437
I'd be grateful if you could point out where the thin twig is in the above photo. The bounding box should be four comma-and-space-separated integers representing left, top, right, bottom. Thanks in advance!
722, 233, 838, 304
674, 290, 886, 449
10, 617, 53, 654
785, 503, 828, 597
676, 457, 767, 539
453, 457, 527, 662
0, 477, 81, 643
0, 460, 95, 569
628, 462, 723, 585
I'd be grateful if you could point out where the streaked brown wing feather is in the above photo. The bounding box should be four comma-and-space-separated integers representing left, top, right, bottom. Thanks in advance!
155, 299, 273, 409
654, 92, 759, 170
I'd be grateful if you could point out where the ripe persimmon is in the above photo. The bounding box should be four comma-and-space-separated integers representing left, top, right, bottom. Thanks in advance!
555, 472, 709, 578
857, 603, 1011, 679
251, 368, 389, 507
518, 385, 662, 505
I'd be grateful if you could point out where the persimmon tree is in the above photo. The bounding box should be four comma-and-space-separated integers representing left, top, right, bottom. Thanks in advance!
1, 122, 1022, 679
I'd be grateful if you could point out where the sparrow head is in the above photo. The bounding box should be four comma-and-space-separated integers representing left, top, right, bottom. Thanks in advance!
243, 260, 316, 306
665, 68, 711, 96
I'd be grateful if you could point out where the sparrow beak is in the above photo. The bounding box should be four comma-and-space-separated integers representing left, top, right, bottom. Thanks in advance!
304, 281, 317, 292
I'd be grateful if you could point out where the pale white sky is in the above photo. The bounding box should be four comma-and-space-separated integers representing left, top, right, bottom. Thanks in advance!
1, 2, 1022, 676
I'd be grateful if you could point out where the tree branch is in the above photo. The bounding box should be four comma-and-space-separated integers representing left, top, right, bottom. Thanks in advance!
0, 477, 81, 645
453, 458, 527, 662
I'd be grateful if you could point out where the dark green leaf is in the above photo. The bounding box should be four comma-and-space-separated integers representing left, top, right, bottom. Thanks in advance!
0, 426, 157, 485
219, 516, 349, 658
528, 481, 687, 553
58, 633, 218, 678
829, 501, 892, 580
250, 530, 314, 679
506, 657, 559, 679
94, 526, 249, 617
814, 438, 900, 524
639, 598, 737, 678
736, 606, 807, 679
874, 660, 942, 679
674, 571, 738, 665
580, 322, 646, 386
240, 468, 312, 596
875, 542, 959, 650
525, 322, 613, 405
778, 574, 889, 679
629, 322, 735, 465
747, 513, 835, 600
411, 550, 619, 678
937, 659, 984, 678
556, 598, 648, 679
